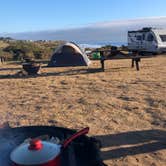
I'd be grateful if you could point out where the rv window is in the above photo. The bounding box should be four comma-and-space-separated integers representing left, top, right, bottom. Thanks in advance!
160, 35, 166, 42
136, 35, 142, 40
142, 34, 145, 40
147, 34, 154, 41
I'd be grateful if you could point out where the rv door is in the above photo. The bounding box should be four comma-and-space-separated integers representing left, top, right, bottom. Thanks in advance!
145, 33, 157, 52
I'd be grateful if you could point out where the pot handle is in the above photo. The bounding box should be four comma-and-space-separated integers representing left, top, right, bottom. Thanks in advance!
62, 127, 89, 148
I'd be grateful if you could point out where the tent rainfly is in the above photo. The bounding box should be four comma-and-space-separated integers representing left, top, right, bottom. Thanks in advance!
48, 42, 91, 67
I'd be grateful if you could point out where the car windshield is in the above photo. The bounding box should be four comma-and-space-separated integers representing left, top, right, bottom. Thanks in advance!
160, 35, 166, 42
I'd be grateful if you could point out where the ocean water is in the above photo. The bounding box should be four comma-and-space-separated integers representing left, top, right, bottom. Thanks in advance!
79, 42, 127, 48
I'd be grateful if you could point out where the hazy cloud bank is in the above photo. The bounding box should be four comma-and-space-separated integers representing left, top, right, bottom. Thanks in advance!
1, 17, 166, 44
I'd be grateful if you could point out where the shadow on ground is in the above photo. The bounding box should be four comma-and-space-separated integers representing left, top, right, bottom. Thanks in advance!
95, 129, 166, 160
0, 67, 21, 71
0, 66, 133, 79
0, 68, 102, 79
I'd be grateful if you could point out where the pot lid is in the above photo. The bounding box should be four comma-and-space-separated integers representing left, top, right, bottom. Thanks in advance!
10, 139, 61, 165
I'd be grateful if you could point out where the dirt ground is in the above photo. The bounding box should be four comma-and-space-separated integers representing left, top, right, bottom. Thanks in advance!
0, 56, 166, 166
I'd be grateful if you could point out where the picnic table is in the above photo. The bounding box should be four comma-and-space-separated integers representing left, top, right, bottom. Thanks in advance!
90, 50, 156, 71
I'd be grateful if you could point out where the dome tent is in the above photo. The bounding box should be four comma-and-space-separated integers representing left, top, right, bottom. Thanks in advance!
48, 42, 91, 67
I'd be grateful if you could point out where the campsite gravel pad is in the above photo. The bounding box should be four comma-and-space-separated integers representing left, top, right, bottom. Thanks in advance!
0, 126, 104, 166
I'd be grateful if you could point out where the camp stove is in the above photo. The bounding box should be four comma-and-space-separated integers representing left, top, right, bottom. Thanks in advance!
0, 125, 105, 166
10, 128, 89, 166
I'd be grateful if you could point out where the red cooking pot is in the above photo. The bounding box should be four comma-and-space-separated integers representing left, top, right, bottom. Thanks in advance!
10, 127, 89, 166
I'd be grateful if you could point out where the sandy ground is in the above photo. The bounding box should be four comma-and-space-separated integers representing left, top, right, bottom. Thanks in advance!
0, 56, 166, 166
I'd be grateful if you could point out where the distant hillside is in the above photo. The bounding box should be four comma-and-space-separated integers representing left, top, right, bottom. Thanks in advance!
0, 41, 9, 48
0, 38, 65, 61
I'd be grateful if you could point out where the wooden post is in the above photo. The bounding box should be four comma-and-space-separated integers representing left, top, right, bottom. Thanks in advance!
131, 51, 141, 71
101, 59, 105, 71
131, 59, 134, 68
100, 50, 105, 72
1, 56, 6, 64
135, 58, 141, 71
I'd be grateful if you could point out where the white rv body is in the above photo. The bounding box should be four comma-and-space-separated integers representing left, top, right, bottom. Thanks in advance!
128, 27, 166, 53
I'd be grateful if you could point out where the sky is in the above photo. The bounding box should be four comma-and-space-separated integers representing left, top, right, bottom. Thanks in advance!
0, 0, 166, 43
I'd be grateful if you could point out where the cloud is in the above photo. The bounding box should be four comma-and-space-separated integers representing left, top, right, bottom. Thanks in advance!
1, 17, 166, 44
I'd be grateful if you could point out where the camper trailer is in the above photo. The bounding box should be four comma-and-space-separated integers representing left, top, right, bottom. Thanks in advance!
128, 27, 166, 54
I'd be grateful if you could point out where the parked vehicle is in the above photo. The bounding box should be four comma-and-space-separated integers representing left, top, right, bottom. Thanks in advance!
128, 27, 166, 54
